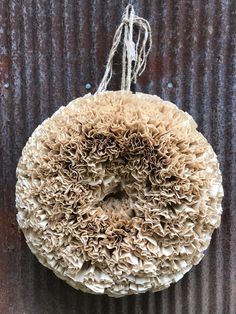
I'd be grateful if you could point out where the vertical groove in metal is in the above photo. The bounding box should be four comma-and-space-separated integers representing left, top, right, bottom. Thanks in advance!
22, 0, 37, 135
209, 0, 222, 310
0, 1, 235, 313
174, 0, 186, 110
200, 1, 213, 312
63, 0, 77, 101
0, 0, 11, 194
224, 2, 236, 312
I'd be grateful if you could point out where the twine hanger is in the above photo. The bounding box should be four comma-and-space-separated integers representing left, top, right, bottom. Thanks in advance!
96, 3, 152, 93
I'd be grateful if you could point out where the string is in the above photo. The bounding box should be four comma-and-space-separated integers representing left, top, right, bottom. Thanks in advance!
96, 4, 152, 93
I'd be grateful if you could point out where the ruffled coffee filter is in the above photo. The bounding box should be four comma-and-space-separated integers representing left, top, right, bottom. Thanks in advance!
16, 91, 223, 297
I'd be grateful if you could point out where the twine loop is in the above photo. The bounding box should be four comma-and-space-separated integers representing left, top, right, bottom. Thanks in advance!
96, 4, 152, 93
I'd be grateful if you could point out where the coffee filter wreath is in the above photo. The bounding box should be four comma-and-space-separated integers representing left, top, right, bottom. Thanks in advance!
16, 5, 223, 297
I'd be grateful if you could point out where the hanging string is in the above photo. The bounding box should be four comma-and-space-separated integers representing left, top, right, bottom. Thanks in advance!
96, 4, 152, 93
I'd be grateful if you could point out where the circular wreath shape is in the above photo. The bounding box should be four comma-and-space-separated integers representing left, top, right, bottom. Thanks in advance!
16, 91, 223, 297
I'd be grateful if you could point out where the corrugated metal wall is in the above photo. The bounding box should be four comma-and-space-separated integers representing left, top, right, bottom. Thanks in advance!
0, 0, 236, 313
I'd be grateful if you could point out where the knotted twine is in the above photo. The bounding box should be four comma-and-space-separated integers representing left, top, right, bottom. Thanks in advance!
96, 4, 152, 93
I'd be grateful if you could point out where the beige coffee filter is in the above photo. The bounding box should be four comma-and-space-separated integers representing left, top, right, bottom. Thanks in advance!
16, 91, 223, 297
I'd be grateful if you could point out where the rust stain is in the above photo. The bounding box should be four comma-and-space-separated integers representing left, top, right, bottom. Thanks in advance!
0, 55, 11, 75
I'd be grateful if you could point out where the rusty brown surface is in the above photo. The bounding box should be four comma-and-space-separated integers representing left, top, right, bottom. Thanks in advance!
0, 0, 236, 313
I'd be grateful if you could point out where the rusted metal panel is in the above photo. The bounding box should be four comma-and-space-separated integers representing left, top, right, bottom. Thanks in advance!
0, 0, 236, 313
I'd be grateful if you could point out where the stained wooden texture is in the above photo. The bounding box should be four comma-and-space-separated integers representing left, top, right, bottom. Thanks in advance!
0, 0, 236, 313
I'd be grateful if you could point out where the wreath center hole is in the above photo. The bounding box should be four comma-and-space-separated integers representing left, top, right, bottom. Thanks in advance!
99, 184, 135, 218
103, 187, 128, 202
